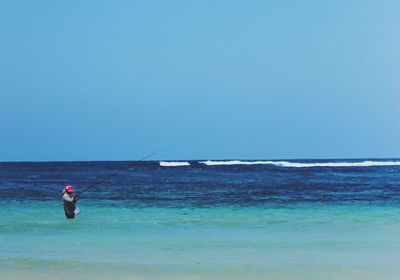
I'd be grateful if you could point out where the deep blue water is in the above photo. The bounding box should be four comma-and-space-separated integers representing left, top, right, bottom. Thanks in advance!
1, 159, 400, 206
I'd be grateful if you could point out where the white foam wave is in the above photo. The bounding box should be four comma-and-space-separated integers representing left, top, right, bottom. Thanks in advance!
199, 160, 400, 168
160, 161, 190, 167
200, 160, 276, 166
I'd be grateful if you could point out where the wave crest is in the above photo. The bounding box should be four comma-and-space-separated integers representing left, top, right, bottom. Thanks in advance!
199, 160, 400, 168
159, 161, 190, 167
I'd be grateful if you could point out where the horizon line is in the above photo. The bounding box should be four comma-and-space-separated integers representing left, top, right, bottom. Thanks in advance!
1, 157, 400, 164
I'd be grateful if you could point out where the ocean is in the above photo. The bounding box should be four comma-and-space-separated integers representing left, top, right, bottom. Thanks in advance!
1, 159, 400, 279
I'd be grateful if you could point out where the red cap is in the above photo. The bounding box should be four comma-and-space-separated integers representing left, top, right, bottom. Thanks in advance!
64, 185, 75, 193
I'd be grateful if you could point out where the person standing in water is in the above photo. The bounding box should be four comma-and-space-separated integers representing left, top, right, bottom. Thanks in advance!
62, 185, 79, 219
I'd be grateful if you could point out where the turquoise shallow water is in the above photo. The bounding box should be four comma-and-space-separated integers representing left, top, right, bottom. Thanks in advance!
2, 201, 400, 279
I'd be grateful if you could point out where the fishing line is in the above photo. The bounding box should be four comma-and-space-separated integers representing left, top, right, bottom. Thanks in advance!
78, 147, 169, 195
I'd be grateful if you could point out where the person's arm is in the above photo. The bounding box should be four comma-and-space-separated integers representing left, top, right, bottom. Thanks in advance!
63, 193, 75, 202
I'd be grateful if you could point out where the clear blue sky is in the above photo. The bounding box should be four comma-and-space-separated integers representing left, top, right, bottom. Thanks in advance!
1, 1, 399, 161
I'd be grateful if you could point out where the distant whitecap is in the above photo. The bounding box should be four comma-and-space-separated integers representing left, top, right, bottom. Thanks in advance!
160, 161, 190, 167
199, 160, 400, 168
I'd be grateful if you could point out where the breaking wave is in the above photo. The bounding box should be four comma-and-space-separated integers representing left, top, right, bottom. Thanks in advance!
160, 161, 190, 167
199, 160, 400, 168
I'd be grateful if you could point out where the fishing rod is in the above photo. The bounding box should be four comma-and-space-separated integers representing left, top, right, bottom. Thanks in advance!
78, 148, 168, 195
